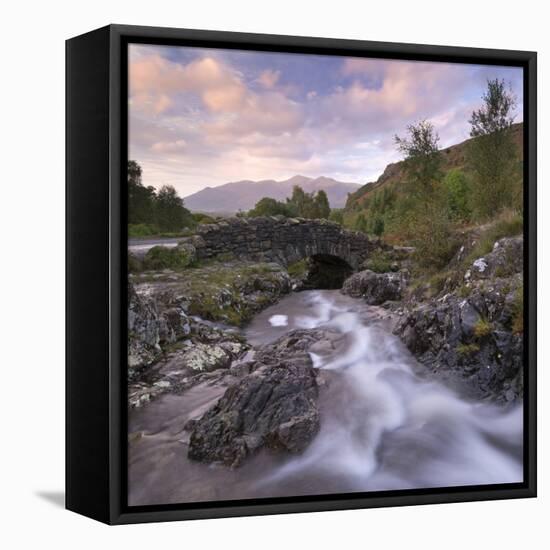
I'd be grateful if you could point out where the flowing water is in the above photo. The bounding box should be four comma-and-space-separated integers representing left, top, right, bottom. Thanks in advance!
128, 290, 523, 506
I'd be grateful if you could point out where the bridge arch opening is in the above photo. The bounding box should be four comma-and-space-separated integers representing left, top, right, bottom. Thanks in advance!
301, 253, 353, 290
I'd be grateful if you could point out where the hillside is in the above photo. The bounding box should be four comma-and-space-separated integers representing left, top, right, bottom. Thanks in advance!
346, 122, 524, 210
183, 175, 360, 212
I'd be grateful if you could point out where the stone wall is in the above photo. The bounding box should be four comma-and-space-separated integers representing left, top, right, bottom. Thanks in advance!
179, 216, 376, 269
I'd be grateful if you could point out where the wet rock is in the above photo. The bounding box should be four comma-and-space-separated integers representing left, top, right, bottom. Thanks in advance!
188, 332, 323, 467
394, 275, 523, 402
341, 269, 408, 305
181, 341, 246, 372
127, 283, 191, 374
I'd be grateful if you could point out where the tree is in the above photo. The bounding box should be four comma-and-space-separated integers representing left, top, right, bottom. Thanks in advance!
288, 185, 307, 215
443, 169, 471, 221
369, 215, 385, 238
286, 185, 331, 219
394, 120, 442, 195
248, 197, 295, 217
128, 160, 156, 225
314, 190, 331, 219
355, 213, 367, 233
394, 121, 456, 268
468, 79, 518, 218
155, 185, 192, 232
329, 208, 344, 225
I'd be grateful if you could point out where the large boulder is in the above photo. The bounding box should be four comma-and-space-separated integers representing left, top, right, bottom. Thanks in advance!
465, 236, 523, 282
341, 269, 408, 305
127, 283, 190, 373
394, 275, 523, 402
188, 331, 322, 467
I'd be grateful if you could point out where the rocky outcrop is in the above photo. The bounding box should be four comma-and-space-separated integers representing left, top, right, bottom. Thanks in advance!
465, 236, 523, 282
341, 269, 409, 305
395, 236, 524, 402
128, 283, 191, 374
176, 216, 379, 270
128, 261, 293, 404
187, 330, 326, 467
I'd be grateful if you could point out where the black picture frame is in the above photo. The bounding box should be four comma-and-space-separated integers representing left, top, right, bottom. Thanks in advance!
66, 24, 537, 525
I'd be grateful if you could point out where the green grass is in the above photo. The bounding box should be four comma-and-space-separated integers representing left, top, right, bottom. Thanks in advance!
287, 259, 309, 278
466, 209, 523, 264
143, 246, 194, 270
128, 223, 158, 238
457, 343, 480, 356
473, 318, 492, 338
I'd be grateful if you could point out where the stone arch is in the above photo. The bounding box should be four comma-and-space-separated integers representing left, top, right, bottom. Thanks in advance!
179, 216, 377, 270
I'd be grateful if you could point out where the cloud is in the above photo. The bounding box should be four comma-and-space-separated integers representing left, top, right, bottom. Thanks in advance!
257, 69, 281, 88
128, 45, 524, 195
130, 54, 246, 114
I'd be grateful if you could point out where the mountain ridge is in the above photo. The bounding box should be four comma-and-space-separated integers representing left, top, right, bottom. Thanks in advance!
183, 175, 360, 212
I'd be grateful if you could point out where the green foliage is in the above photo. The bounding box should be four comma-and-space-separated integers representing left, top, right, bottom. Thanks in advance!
128, 223, 158, 238
457, 343, 480, 355
127, 161, 194, 233
155, 185, 193, 232
363, 250, 394, 273
287, 259, 309, 278
467, 79, 519, 218
392, 121, 458, 267
246, 185, 332, 219
191, 212, 217, 225
355, 213, 368, 233
248, 197, 297, 217
394, 120, 442, 194
128, 161, 157, 226
286, 185, 332, 219
369, 215, 385, 237
443, 169, 472, 221
466, 209, 523, 264
314, 189, 331, 219
473, 318, 493, 338
329, 208, 344, 225
143, 246, 193, 270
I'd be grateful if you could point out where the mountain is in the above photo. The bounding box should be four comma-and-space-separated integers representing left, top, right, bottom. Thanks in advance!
346, 122, 524, 210
182, 175, 360, 212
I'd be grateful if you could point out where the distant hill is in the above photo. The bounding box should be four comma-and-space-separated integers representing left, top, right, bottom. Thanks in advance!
183, 175, 360, 212
346, 122, 524, 210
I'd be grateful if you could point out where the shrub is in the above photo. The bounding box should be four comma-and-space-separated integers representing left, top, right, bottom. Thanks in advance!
143, 246, 192, 270
443, 169, 472, 221
473, 318, 492, 338
128, 253, 143, 273
329, 209, 344, 225
457, 343, 480, 355
287, 259, 309, 278
363, 250, 394, 273
466, 209, 523, 263
128, 223, 158, 238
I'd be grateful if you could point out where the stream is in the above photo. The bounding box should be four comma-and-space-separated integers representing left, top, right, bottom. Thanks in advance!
128, 290, 523, 506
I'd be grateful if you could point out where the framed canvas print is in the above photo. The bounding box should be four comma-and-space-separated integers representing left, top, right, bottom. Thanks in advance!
66, 24, 537, 524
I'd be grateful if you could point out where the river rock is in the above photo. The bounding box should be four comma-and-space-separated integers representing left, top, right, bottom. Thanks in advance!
188, 332, 322, 467
128, 283, 191, 374
341, 269, 408, 305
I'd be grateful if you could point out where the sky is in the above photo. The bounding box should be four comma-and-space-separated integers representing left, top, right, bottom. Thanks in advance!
129, 44, 523, 197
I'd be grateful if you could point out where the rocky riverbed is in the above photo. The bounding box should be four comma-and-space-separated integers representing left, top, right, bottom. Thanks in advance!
127, 231, 524, 505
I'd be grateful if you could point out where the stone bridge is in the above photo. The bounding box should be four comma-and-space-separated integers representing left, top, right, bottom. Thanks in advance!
179, 216, 377, 270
